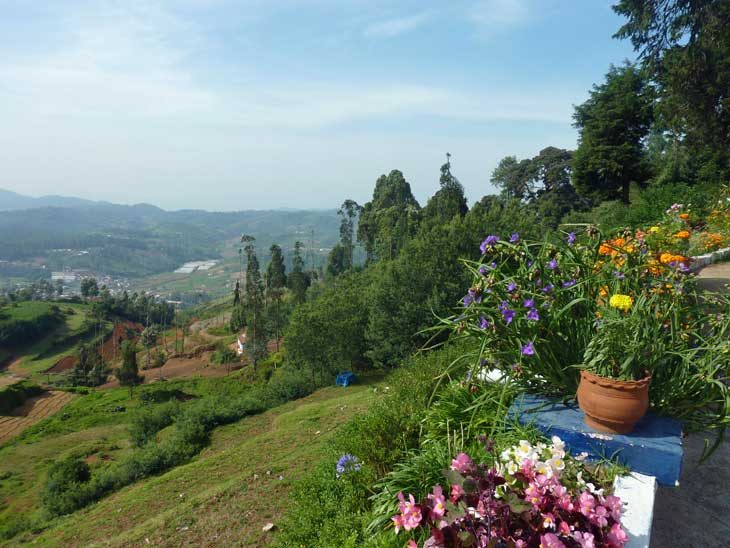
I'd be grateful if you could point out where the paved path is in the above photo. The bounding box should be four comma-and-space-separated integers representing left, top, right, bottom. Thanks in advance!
650, 261, 730, 547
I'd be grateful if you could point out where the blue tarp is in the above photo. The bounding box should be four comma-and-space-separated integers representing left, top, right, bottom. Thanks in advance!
510, 393, 683, 486
336, 372, 356, 387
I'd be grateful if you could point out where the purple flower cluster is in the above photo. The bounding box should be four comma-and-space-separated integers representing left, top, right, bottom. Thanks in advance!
336, 454, 361, 478
480, 234, 500, 254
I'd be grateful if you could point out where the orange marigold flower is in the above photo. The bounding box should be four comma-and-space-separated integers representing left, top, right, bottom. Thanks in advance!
679, 213, 690, 220
674, 230, 691, 239
659, 252, 674, 264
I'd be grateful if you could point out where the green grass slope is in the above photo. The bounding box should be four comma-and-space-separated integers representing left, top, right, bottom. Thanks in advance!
4, 382, 376, 547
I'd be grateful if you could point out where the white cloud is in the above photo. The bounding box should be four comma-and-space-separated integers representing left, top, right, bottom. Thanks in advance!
468, 0, 531, 29
363, 11, 431, 38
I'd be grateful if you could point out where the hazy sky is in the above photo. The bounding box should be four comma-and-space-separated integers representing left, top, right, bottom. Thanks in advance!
0, 0, 637, 211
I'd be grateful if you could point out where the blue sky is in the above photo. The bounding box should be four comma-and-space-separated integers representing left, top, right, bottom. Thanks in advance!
0, 0, 637, 211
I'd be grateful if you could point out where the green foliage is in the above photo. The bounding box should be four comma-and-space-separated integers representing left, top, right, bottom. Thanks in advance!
0, 301, 64, 346
210, 341, 238, 365
357, 169, 421, 262
572, 64, 654, 204
614, 0, 730, 181
129, 400, 181, 447
41, 457, 91, 516
287, 240, 310, 304
116, 340, 142, 392
422, 155, 468, 224
0, 381, 44, 414
80, 278, 99, 298
286, 272, 369, 381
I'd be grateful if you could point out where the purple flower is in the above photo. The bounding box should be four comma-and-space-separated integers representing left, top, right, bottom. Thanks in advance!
567, 232, 576, 245
521, 341, 535, 356
336, 454, 361, 477
507, 281, 517, 292
479, 316, 490, 330
499, 301, 516, 325
613, 271, 625, 280
527, 260, 533, 268
462, 294, 473, 307
509, 232, 520, 243
468, 288, 482, 304
562, 279, 577, 288
541, 283, 554, 293
480, 235, 500, 254
526, 308, 540, 321
548, 258, 558, 270
523, 298, 535, 309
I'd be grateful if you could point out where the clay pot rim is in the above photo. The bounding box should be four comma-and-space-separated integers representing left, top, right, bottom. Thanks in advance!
579, 369, 652, 390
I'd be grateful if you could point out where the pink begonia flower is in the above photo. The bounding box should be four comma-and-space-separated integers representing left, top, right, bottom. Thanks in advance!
392, 514, 405, 534
572, 531, 596, 548
450, 483, 465, 502
558, 521, 571, 536
392, 492, 422, 533
427, 485, 447, 519
578, 491, 596, 517
407, 541, 418, 548
520, 459, 535, 478
539, 532, 566, 548
603, 494, 623, 521
557, 495, 574, 512
450, 452, 474, 474
525, 483, 543, 507
542, 512, 556, 529
606, 523, 629, 547
590, 504, 609, 527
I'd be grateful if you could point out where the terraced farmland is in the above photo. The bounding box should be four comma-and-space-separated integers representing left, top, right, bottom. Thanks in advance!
0, 391, 75, 444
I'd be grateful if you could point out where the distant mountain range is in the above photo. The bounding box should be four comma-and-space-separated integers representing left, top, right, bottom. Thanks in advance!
0, 188, 333, 213
0, 188, 161, 212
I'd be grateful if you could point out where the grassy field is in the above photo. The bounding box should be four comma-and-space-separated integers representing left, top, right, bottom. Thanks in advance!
1, 302, 101, 378
0, 377, 377, 546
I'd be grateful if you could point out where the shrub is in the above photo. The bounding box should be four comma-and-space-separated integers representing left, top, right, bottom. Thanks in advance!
0, 381, 44, 414
41, 457, 91, 516
129, 400, 181, 447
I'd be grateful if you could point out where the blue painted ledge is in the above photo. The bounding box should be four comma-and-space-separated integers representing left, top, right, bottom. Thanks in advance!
510, 394, 683, 486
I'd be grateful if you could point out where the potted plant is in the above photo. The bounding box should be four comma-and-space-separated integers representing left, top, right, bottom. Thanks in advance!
578, 293, 653, 434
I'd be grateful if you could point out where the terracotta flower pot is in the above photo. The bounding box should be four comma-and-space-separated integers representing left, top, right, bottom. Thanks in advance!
576, 370, 651, 434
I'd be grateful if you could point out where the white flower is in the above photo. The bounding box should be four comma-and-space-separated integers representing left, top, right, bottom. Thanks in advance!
549, 457, 565, 472
535, 461, 553, 478
500, 449, 512, 462
586, 482, 604, 496
506, 461, 519, 475
575, 452, 589, 462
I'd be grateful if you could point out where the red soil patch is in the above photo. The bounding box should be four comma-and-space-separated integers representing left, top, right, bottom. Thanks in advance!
47, 355, 77, 373
0, 390, 75, 444
100, 351, 236, 389
47, 320, 143, 373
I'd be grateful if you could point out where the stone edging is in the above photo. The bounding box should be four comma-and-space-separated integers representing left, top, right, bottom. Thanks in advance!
690, 246, 730, 273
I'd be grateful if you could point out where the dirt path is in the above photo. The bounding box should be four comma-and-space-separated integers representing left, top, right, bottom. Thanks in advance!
100, 351, 234, 389
0, 391, 75, 444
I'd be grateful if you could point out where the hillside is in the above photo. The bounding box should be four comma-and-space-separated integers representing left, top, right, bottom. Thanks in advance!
0, 379, 377, 546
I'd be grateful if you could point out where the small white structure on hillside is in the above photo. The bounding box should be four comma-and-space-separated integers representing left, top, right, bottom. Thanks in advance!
236, 333, 247, 356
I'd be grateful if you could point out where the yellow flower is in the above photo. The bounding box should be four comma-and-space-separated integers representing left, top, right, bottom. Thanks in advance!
609, 294, 634, 312
648, 226, 660, 233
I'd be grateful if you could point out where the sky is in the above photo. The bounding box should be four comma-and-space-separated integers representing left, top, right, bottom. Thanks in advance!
0, 0, 638, 211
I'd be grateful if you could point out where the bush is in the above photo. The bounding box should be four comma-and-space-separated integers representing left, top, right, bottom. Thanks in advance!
0, 381, 44, 414
41, 457, 91, 516
129, 400, 181, 447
